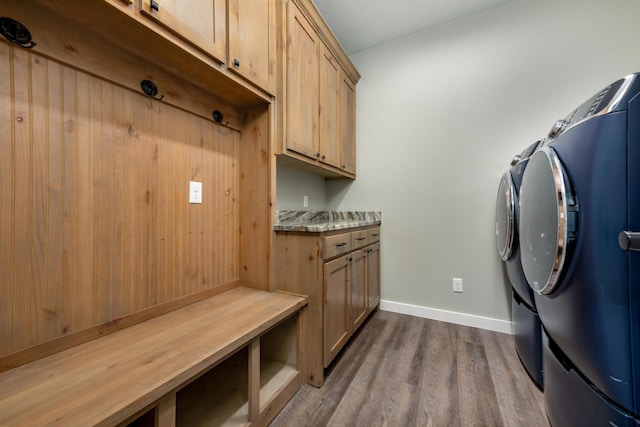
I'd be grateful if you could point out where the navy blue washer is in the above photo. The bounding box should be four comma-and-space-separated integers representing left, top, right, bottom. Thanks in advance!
519, 73, 640, 425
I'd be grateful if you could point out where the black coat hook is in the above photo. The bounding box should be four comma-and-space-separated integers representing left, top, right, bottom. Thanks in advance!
212, 110, 229, 127
0, 17, 36, 49
140, 79, 164, 101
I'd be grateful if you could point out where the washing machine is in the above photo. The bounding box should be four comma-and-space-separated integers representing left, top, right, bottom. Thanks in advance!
496, 140, 544, 388
519, 73, 640, 425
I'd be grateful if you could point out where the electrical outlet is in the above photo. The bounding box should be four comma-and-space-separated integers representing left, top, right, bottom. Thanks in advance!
453, 278, 463, 293
303, 195, 309, 208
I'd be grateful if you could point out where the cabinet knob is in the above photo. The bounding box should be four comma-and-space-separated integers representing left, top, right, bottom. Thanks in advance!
322, 155, 326, 160
233, 58, 240, 68
150, 0, 159, 11
315, 152, 320, 158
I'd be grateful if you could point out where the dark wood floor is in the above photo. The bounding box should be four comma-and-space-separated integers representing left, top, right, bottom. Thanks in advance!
270, 310, 549, 427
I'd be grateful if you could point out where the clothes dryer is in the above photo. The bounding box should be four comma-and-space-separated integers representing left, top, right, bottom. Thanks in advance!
495, 140, 544, 387
519, 73, 640, 425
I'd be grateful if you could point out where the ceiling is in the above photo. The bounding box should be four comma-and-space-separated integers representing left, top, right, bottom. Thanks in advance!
313, 0, 511, 54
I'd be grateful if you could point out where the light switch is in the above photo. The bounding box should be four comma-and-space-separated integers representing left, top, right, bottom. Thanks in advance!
189, 181, 202, 204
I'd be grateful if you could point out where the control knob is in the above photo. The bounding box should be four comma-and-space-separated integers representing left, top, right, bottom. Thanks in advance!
548, 119, 568, 139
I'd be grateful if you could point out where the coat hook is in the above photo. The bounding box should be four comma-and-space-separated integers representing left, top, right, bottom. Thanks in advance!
212, 110, 229, 127
140, 79, 164, 101
0, 17, 36, 49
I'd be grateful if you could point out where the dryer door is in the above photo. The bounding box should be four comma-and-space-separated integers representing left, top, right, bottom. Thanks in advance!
519, 147, 577, 294
496, 172, 516, 261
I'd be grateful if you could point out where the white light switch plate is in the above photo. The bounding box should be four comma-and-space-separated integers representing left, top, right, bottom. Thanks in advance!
189, 181, 202, 204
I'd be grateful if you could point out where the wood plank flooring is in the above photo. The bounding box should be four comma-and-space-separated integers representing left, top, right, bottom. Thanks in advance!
270, 310, 549, 427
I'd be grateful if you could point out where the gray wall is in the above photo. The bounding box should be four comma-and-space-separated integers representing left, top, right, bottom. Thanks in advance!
277, 0, 640, 328
276, 160, 327, 210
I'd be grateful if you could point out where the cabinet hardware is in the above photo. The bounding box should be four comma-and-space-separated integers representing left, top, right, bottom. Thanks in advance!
315, 152, 320, 158
356, 237, 366, 241
322, 155, 325, 160
233, 58, 240, 68
140, 79, 164, 101
0, 17, 36, 49
150, 0, 159, 12
336, 243, 347, 247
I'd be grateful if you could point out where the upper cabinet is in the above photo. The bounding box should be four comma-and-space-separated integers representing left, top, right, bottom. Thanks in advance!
340, 75, 356, 174
140, 0, 227, 63
227, 0, 277, 93
285, 2, 320, 159
137, 0, 275, 94
319, 45, 341, 168
279, 0, 360, 179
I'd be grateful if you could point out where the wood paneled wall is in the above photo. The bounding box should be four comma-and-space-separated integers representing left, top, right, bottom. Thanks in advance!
0, 43, 242, 357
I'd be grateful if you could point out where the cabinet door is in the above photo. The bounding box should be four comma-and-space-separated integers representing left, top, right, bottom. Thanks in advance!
286, 1, 319, 160
323, 255, 350, 367
367, 242, 381, 310
140, 0, 226, 63
318, 45, 341, 168
227, 0, 276, 93
350, 248, 368, 331
340, 74, 356, 174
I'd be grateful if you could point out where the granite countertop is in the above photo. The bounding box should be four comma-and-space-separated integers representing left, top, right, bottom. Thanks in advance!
273, 211, 382, 232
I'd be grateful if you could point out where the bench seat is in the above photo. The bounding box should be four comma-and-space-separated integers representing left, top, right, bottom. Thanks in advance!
0, 287, 307, 426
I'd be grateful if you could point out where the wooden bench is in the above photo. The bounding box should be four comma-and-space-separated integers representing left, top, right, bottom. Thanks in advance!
0, 287, 307, 426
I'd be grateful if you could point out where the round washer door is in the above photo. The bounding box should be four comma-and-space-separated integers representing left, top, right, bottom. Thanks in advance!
519, 146, 576, 294
496, 172, 516, 261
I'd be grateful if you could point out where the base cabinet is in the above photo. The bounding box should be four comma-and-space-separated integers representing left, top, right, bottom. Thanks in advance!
274, 225, 381, 386
350, 248, 368, 332
367, 242, 381, 309
323, 255, 350, 367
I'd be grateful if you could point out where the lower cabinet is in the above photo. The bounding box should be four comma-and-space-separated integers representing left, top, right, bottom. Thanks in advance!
350, 248, 368, 333
274, 225, 381, 387
367, 241, 381, 310
323, 255, 350, 367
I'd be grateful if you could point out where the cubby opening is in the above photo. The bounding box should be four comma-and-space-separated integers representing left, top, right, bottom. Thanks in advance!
259, 315, 299, 411
125, 407, 156, 427
176, 347, 249, 426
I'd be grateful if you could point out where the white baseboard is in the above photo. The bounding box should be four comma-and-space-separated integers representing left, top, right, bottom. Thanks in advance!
380, 300, 513, 334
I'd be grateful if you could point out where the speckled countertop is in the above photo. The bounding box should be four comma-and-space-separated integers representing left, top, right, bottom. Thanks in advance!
273, 211, 382, 232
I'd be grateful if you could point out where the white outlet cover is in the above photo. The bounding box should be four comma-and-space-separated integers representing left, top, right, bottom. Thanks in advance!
453, 278, 463, 293
189, 181, 202, 204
